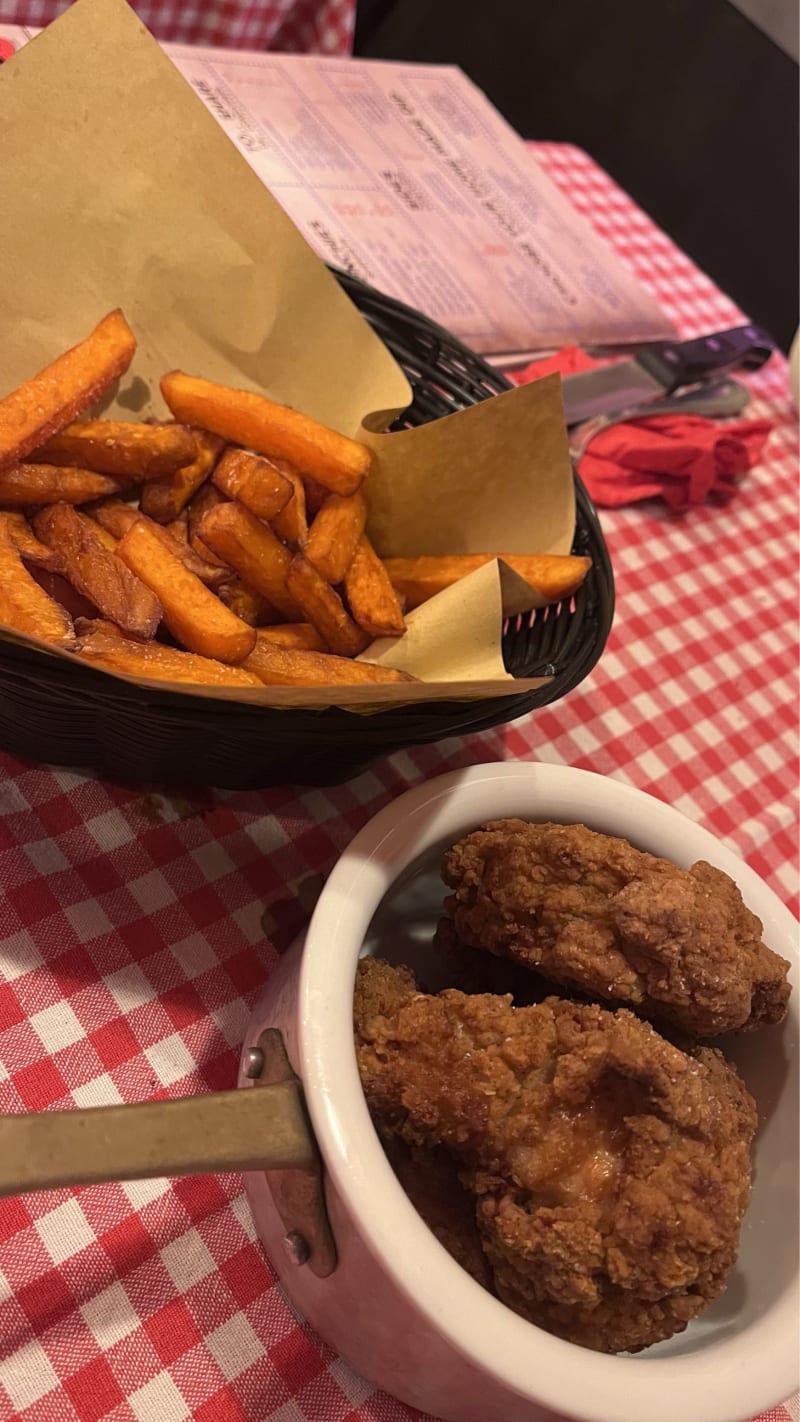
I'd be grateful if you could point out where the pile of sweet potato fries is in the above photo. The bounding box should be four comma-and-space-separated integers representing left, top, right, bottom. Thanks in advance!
0, 310, 591, 691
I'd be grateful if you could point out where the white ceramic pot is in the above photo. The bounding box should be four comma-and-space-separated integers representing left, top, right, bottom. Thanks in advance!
239, 763, 799, 1422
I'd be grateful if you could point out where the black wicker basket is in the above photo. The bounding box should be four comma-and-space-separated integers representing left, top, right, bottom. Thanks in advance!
0, 272, 614, 789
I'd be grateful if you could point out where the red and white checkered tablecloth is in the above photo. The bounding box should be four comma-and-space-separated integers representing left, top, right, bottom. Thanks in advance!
0, 0, 355, 52
0, 140, 797, 1422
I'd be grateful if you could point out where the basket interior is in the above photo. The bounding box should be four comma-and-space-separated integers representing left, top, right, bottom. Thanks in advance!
0, 271, 614, 787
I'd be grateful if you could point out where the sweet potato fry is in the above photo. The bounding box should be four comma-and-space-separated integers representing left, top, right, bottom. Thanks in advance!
243, 640, 416, 687
84, 517, 119, 554
285, 554, 369, 657
0, 521, 74, 645
115, 520, 255, 664
165, 512, 189, 546
212, 448, 292, 520
0, 310, 136, 472
253, 623, 326, 652
303, 478, 330, 519
216, 579, 278, 628
31, 421, 197, 480
139, 431, 225, 523
303, 490, 367, 585
344, 535, 406, 638
270, 463, 308, 546
198, 501, 301, 620
74, 620, 262, 688
33, 504, 162, 641
0, 465, 126, 505
161, 372, 372, 495
382, 553, 593, 609
87, 499, 141, 540
186, 484, 229, 568
0, 511, 62, 572
90, 499, 228, 587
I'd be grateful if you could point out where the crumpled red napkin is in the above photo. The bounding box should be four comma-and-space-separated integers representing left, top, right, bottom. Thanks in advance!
511, 346, 772, 510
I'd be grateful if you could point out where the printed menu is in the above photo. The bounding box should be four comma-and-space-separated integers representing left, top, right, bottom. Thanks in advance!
0, 24, 672, 354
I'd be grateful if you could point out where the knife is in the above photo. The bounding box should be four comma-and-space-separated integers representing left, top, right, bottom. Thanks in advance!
568, 377, 751, 460
562, 324, 773, 426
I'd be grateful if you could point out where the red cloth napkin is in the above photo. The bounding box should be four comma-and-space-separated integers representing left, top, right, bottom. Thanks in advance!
512, 346, 772, 510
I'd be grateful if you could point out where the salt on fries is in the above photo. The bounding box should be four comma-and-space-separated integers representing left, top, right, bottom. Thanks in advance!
33, 420, 197, 479
0, 311, 592, 695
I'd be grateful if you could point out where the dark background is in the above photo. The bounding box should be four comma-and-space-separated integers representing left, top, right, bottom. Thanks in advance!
355, 0, 799, 351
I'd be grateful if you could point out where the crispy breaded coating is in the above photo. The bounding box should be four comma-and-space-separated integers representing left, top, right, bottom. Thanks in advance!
381, 1137, 495, 1291
440, 820, 791, 1037
354, 958, 757, 1353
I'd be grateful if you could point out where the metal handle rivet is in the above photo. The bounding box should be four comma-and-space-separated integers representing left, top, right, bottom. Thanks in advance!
243, 1048, 264, 1079
283, 1230, 311, 1266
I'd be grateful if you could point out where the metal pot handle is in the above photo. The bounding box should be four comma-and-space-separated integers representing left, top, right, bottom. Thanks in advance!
0, 1027, 337, 1278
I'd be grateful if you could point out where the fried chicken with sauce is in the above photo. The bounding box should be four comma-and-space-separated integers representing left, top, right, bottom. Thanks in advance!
353, 960, 494, 1288
355, 957, 757, 1354
440, 820, 791, 1037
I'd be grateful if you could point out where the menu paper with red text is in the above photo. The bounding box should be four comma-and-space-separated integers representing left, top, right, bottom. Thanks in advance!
0, 25, 672, 354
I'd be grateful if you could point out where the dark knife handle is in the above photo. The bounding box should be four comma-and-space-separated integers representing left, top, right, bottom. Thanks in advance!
636, 325, 774, 394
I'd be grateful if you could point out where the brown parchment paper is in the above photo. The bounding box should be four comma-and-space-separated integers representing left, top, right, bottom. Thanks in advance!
364, 375, 573, 558
0, 0, 410, 435
0, 0, 578, 711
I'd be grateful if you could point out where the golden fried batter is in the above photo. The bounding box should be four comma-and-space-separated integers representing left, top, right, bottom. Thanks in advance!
441, 820, 791, 1037
354, 957, 757, 1353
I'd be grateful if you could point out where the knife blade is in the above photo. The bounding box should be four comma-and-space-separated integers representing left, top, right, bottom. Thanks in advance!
561, 324, 773, 426
568, 378, 751, 460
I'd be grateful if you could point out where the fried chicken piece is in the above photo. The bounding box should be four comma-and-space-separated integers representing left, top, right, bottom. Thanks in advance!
440, 820, 791, 1037
431, 916, 552, 1005
353, 957, 495, 1289
354, 957, 757, 1354
381, 1137, 495, 1290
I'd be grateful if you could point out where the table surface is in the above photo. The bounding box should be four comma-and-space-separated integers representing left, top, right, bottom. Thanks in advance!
0, 139, 797, 1422
0, 0, 355, 52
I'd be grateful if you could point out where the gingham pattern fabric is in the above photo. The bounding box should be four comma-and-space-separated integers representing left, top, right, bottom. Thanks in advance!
0, 138, 796, 1422
0, 0, 355, 52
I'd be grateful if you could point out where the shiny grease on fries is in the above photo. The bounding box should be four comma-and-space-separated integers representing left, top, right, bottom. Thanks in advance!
0, 310, 136, 472
212, 448, 292, 520
116, 519, 255, 664
75, 619, 262, 687
32, 421, 197, 480
34, 504, 162, 641
161, 371, 372, 495
0, 521, 74, 646
0, 465, 127, 506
